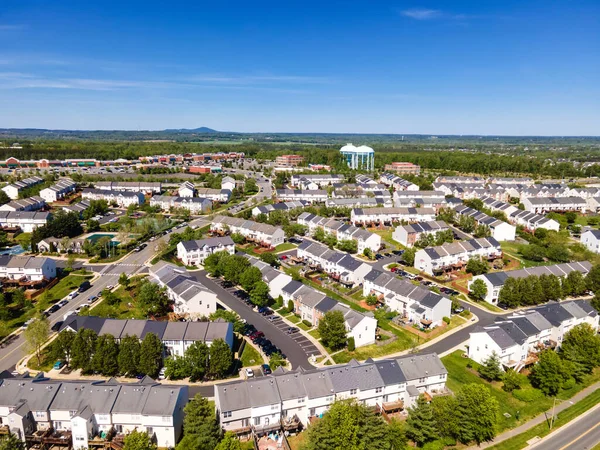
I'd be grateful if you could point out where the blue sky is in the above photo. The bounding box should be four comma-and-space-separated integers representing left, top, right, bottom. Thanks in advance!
0, 0, 598, 135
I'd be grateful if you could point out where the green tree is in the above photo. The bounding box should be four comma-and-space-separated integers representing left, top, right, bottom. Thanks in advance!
470, 279, 488, 301
318, 310, 347, 350
71, 328, 97, 373
92, 334, 119, 375
137, 280, 170, 316
269, 352, 286, 370
478, 352, 503, 381
259, 251, 281, 268
498, 277, 519, 308
586, 264, 600, 293
560, 323, 600, 374
530, 349, 569, 396
336, 239, 357, 254
209, 338, 232, 378
123, 430, 157, 450
210, 310, 245, 333
24, 317, 50, 367
0, 433, 25, 450
250, 281, 270, 307
405, 395, 438, 447
215, 432, 242, 450
118, 334, 141, 376
431, 395, 459, 439
230, 232, 246, 244
466, 257, 488, 275
502, 369, 524, 392
564, 271, 587, 297
403, 247, 416, 266
540, 274, 562, 301
239, 266, 262, 292
455, 383, 499, 445
176, 394, 221, 450
50, 329, 75, 365
139, 333, 163, 377
204, 251, 228, 277
186, 341, 210, 381
119, 272, 130, 288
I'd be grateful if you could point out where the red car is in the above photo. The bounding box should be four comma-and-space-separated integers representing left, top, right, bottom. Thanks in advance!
280, 255, 288, 260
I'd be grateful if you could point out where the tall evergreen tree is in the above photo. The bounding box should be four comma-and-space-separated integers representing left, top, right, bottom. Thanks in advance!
71, 328, 97, 373
478, 352, 503, 381
455, 384, 499, 445
208, 339, 232, 378
406, 395, 438, 447
118, 334, 141, 376
92, 334, 119, 375
186, 341, 210, 382
139, 333, 163, 377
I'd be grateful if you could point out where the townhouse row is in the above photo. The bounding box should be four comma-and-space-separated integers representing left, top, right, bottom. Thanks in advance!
176, 236, 235, 265
1, 176, 44, 200
274, 189, 328, 204
0, 211, 50, 232
297, 212, 382, 253
39, 178, 77, 203
290, 174, 345, 189
0, 374, 188, 449
0, 195, 46, 212
150, 195, 213, 214
0, 255, 57, 284
210, 216, 285, 249
522, 196, 588, 214
251, 200, 309, 217
379, 173, 419, 191
393, 190, 447, 210
480, 197, 560, 232
350, 207, 436, 226
94, 181, 162, 194
414, 237, 502, 275
453, 204, 516, 241
215, 353, 448, 435
468, 261, 592, 305
82, 188, 145, 208
392, 220, 450, 247
469, 300, 598, 370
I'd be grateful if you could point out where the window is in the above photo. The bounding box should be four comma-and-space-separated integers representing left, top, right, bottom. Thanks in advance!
162, 416, 170, 423
253, 417, 261, 426
350, 389, 357, 395
419, 377, 426, 383
34, 411, 45, 419
326, 396, 334, 402
375, 387, 383, 393
271, 405, 278, 411
223, 411, 232, 418
69, 410, 77, 418
309, 408, 316, 416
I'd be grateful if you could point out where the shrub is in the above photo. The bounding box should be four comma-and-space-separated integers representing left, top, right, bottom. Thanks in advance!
562, 377, 577, 390
422, 440, 447, 450
512, 387, 544, 403
460, 310, 472, 319
347, 337, 355, 352
287, 299, 294, 312
466, 362, 473, 369
442, 316, 451, 325
302, 320, 312, 328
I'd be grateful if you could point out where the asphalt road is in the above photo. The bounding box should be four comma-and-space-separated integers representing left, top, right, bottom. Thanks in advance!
540, 407, 600, 450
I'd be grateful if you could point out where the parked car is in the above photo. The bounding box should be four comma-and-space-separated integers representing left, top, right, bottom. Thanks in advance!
53, 361, 65, 370
287, 327, 298, 334
245, 368, 254, 378
48, 305, 60, 313
262, 364, 272, 375
51, 321, 63, 332
58, 300, 68, 307
452, 307, 465, 314
87, 296, 98, 304
78, 281, 91, 293
280, 255, 288, 260
497, 303, 509, 310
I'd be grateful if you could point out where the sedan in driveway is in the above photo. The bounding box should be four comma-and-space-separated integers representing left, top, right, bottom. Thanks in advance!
245, 368, 254, 378
261, 364, 272, 375
287, 327, 299, 334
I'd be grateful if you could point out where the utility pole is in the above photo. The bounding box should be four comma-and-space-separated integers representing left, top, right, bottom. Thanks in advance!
550, 397, 557, 430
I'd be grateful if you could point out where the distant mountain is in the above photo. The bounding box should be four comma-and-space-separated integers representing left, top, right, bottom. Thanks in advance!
163, 127, 218, 133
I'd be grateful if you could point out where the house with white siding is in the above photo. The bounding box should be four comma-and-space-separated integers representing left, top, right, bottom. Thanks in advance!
0, 196, 46, 212
176, 236, 235, 265
582, 229, 600, 254
252, 201, 308, 217
178, 181, 195, 198
0, 254, 57, 283
275, 189, 328, 203
392, 220, 450, 247
0, 211, 50, 232
350, 207, 436, 226
1, 176, 44, 199
453, 204, 516, 241
379, 173, 419, 191
150, 196, 212, 214
522, 196, 587, 214
480, 197, 560, 232
39, 178, 77, 203
94, 181, 162, 194
211, 216, 285, 249
82, 188, 145, 208
290, 174, 345, 188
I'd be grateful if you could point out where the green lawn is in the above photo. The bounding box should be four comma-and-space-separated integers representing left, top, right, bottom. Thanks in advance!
500, 241, 550, 268
287, 315, 301, 324
370, 228, 403, 249
88, 276, 148, 319
309, 329, 321, 340
46, 272, 94, 302
443, 351, 600, 438
240, 342, 264, 367
297, 322, 312, 331
332, 327, 415, 364
275, 242, 298, 252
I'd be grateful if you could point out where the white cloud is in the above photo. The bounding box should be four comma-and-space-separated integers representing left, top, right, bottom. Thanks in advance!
400, 9, 442, 20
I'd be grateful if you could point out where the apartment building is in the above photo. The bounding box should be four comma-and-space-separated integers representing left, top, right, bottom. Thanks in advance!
0, 374, 188, 449
296, 240, 372, 286
215, 353, 448, 434
1, 176, 44, 200
275, 189, 328, 204
468, 261, 592, 305
414, 237, 502, 275
384, 162, 421, 175
252, 201, 308, 217
379, 173, 419, 191
453, 204, 516, 241
469, 300, 598, 370
392, 220, 450, 247
350, 207, 436, 226
149, 261, 219, 317
94, 181, 162, 194
178, 181, 195, 198
39, 178, 77, 203
290, 174, 345, 188
82, 188, 145, 208
0, 211, 50, 232
176, 236, 235, 265
297, 212, 382, 253
275, 155, 305, 167
522, 196, 588, 214
194, 188, 231, 203
150, 196, 212, 214
480, 197, 560, 232
363, 269, 452, 328
211, 216, 285, 249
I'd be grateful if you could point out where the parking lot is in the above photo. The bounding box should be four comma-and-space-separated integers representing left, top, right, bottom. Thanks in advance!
219, 282, 322, 359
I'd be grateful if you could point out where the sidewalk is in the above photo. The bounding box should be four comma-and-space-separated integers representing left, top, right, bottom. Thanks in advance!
467, 380, 600, 449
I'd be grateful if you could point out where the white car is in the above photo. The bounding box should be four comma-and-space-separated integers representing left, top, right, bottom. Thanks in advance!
158, 367, 166, 380
245, 368, 254, 378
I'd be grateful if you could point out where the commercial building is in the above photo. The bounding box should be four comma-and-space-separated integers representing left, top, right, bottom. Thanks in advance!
384, 162, 421, 175
149, 261, 220, 318
364, 269, 452, 328
297, 212, 381, 253
0, 211, 50, 232
150, 196, 212, 214
39, 178, 77, 203
2, 176, 44, 199
392, 220, 450, 247
339, 143, 374, 171
350, 207, 436, 226
0, 374, 188, 449
414, 237, 502, 276
453, 204, 516, 242
275, 155, 305, 167
215, 353, 448, 435
176, 236, 235, 266
82, 189, 145, 208
211, 216, 285, 249
468, 261, 592, 305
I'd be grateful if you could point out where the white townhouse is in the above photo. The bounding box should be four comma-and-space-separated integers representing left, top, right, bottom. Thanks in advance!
488, 177, 535, 186
60, 315, 234, 356
290, 174, 345, 188
38, 236, 86, 254
363, 269, 451, 328
325, 197, 391, 208
150, 195, 212, 214
1, 176, 44, 199
243, 256, 293, 300
480, 197, 560, 232
522, 196, 587, 214
215, 353, 448, 435
414, 237, 502, 276
0, 255, 57, 283
39, 178, 77, 203
468, 261, 592, 305
566, 187, 600, 199
0, 196, 46, 212
211, 215, 285, 249
582, 229, 600, 253
392, 220, 450, 247
469, 300, 598, 370
62, 199, 91, 217
178, 181, 195, 197
0, 211, 50, 232
393, 195, 447, 210
177, 236, 235, 266
296, 240, 372, 286
221, 176, 236, 191
350, 207, 436, 226
149, 261, 219, 317
434, 176, 486, 185
275, 189, 328, 204
195, 187, 232, 203
82, 188, 145, 208
379, 173, 419, 191
297, 212, 382, 253
0, 375, 188, 449
586, 197, 600, 213
453, 204, 516, 241
355, 174, 377, 184
95, 181, 162, 194
252, 201, 308, 218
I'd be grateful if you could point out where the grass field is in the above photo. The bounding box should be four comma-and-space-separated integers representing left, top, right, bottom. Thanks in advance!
370, 228, 404, 249
332, 326, 415, 364
89, 276, 148, 319
297, 321, 312, 331
46, 271, 94, 302
275, 242, 298, 252
240, 342, 264, 367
